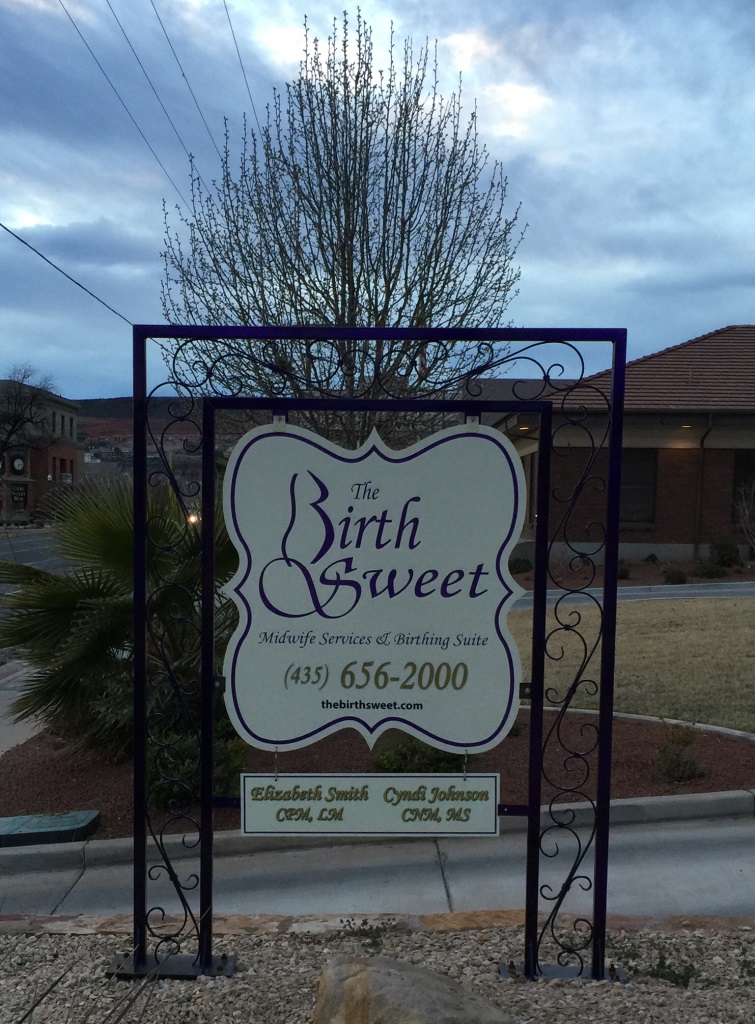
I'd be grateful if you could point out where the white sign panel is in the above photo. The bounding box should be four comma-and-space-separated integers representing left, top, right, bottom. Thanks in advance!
223, 424, 525, 752
241, 773, 500, 836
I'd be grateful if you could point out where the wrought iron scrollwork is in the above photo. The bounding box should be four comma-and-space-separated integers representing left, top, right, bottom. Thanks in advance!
138, 384, 207, 962
159, 333, 598, 401
532, 374, 615, 976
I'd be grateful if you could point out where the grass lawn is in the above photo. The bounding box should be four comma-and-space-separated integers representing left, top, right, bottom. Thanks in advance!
508, 597, 755, 732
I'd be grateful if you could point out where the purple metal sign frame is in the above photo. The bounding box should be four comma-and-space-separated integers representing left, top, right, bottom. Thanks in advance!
132, 324, 626, 980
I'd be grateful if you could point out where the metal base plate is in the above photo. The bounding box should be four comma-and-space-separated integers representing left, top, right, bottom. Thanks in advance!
106, 953, 236, 980
500, 962, 629, 983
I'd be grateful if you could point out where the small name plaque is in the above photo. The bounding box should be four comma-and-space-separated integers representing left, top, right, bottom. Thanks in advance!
241, 773, 499, 836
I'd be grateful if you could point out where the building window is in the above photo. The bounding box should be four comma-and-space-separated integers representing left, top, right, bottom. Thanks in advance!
69, 416, 74, 437
51, 411, 57, 433
621, 448, 658, 525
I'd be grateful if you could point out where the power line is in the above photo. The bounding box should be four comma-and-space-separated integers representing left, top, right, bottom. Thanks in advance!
0, 221, 133, 326
104, 0, 206, 180
56, 0, 188, 206
148, 0, 223, 161
222, 0, 263, 136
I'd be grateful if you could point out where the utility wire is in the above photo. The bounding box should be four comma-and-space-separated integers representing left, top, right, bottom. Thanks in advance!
56, 0, 188, 206
103, 0, 210, 193
0, 221, 133, 326
149, 0, 223, 161
222, 0, 263, 136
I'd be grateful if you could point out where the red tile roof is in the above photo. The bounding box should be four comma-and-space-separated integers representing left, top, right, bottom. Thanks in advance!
575, 325, 755, 412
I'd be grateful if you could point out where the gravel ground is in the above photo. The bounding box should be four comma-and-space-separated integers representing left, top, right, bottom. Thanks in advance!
1, 923, 754, 1023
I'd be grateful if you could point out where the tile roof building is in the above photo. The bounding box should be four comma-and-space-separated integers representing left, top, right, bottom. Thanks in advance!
569, 323, 755, 413
499, 325, 755, 562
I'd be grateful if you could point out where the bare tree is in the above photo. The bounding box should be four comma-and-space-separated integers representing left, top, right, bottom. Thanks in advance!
0, 364, 56, 471
161, 13, 524, 445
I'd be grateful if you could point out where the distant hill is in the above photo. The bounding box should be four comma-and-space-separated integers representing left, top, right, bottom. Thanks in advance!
78, 397, 180, 418
77, 396, 201, 441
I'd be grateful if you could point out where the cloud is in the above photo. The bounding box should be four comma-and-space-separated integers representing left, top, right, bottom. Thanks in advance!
2, 0, 755, 396
19, 219, 158, 270
0, 0, 90, 17
482, 82, 553, 139
441, 30, 498, 73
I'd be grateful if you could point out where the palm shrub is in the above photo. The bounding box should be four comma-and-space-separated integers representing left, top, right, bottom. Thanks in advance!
0, 479, 238, 761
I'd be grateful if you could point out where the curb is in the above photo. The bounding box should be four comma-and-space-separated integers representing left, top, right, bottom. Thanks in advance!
1, 789, 753, 875
4, 908, 755, 938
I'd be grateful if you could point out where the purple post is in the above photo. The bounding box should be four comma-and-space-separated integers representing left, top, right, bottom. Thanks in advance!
132, 329, 148, 969
198, 403, 217, 970
591, 331, 627, 979
523, 404, 552, 978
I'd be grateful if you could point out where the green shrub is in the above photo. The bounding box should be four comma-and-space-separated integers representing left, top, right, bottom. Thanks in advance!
617, 559, 630, 580
643, 552, 659, 563
339, 917, 397, 951
709, 540, 741, 567
661, 567, 687, 585
509, 556, 533, 574
646, 952, 701, 988
691, 561, 727, 579
148, 717, 247, 812
373, 734, 469, 773
655, 723, 704, 784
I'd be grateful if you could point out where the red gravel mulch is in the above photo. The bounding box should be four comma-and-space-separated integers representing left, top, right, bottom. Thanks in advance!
0, 709, 753, 840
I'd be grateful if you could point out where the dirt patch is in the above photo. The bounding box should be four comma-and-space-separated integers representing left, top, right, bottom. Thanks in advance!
0, 710, 753, 840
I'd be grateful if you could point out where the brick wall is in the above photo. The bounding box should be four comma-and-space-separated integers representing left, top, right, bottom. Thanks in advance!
699, 449, 738, 544
547, 446, 741, 549
547, 447, 610, 551
651, 448, 698, 544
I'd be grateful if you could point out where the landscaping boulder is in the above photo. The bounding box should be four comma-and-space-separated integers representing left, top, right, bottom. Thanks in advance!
313, 954, 515, 1024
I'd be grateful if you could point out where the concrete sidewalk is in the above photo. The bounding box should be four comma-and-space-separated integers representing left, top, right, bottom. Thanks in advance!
1, 790, 754, 920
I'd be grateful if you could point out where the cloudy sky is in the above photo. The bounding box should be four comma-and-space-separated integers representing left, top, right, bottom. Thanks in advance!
1, 0, 753, 398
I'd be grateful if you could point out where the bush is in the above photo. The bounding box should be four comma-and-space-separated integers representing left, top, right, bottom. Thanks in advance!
509, 556, 533, 575
691, 561, 727, 579
709, 540, 741, 567
148, 715, 247, 812
661, 567, 687, 585
643, 552, 659, 564
655, 723, 704, 783
373, 734, 469, 773
617, 559, 630, 580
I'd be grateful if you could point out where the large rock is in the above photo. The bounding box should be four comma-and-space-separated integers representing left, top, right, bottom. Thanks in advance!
313, 954, 515, 1024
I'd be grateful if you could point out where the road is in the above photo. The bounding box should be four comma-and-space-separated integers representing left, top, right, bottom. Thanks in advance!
0, 529, 66, 751
0, 527, 69, 596
1, 814, 753, 919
